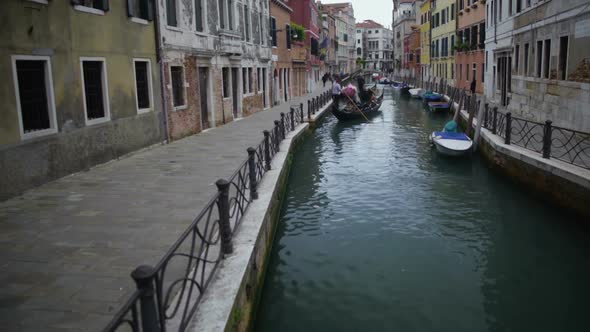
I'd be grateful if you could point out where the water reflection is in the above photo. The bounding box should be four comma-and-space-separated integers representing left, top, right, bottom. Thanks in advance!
255, 88, 590, 332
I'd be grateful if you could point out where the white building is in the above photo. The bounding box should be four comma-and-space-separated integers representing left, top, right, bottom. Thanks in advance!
357, 20, 394, 72
485, 0, 590, 132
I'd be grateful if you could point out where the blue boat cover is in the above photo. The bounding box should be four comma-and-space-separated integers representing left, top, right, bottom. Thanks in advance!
433, 131, 470, 141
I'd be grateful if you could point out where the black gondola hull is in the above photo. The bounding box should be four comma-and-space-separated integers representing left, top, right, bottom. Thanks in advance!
331, 94, 384, 121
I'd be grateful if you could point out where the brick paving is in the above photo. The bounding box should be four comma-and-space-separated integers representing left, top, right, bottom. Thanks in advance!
0, 86, 330, 332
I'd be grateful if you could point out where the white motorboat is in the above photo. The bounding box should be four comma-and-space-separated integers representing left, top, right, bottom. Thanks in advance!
431, 131, 473, 156
409, 88, 424, 99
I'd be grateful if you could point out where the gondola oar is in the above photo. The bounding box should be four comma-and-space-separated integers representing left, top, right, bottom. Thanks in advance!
342, 93, 370, 122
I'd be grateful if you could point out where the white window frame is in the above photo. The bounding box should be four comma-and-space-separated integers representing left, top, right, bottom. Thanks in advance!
73, 5, 106, 16
80, 57, 111, 126
169, 64, 188, 111
132, 58, 154, 114
11, 55, 58, 140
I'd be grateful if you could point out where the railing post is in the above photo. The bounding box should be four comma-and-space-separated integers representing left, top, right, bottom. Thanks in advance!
300, 102, 304, 123
274, 120, 281, 151
215, 179, 233, 254
247, 147, 259, 200
492, 107, 498, 135
483, 103, 489, 128
280, 113, 286, 139
131, 266, 160, 332
542, 120, 553, 159
505, 112, 512, 144
263, 130, 271, 171
289, 106, 295, 130
308, 100, 311, 120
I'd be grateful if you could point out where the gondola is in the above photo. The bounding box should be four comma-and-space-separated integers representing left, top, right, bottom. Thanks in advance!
331, 90, 385, 121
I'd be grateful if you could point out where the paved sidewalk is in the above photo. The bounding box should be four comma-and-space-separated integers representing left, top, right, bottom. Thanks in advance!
0, 86, 330, 332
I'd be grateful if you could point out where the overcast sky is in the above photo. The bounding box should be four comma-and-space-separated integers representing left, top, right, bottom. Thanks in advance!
320, 0, 393, 28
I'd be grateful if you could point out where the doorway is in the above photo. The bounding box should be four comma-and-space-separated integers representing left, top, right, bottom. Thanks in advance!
231, 67, 239, 118
262, 68, 267, 108
198, 67, 210, 129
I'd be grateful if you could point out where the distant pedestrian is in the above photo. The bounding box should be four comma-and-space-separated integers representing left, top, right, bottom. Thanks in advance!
470, 78, 476, 95
322, 73, 328, 87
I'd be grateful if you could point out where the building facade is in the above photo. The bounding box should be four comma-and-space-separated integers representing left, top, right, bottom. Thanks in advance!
270, 0, 294, 105
404, 26, 421, 78
393, 0, 417, 77
430, 0, 456, 85
357, 20, 395, 72
320, 2, 356, 74
0, 0, 164, 199
485, 0, 590, 132
290, 0, 322, 91
419, 0, 431, 82
455, 0, 485, 94
157, 0, 272, 141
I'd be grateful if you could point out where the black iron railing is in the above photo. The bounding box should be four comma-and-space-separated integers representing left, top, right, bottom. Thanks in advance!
481, 107, 590, 170
104, 91, 333, 332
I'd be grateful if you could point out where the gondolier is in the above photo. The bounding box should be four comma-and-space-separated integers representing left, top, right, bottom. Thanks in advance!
332, 79, 342, 102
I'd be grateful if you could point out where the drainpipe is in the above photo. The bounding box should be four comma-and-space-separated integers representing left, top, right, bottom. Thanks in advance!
153, 0, 171, 144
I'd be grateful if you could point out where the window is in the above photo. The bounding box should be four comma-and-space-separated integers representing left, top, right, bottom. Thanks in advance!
515, 44, 520, 74
472, 63, 477, 83
451, 35, 455, 55
73, 0, 109, 13
516, 0, 522, 13
242, 68, 247, 93
465, 27, 470, 47
471, 25, 478, 50
244, 4, 250, 41
218, 0, 225, 29
259, 12, 264, 45
127, 0, 153, 21
133, 59, 152, 112
368, 30, 372, 34
459, 63, 463, 80
286, 24, 291, 49
536, 40, 543, 77
270, 17, 277, 47
451, 4, 455, 20
524, 43, 529, 76
195, 0, 204, 32
559, 36, 569, 81
81, 58, 110, 124
499, 0, 502, 21
248, 68, 253, 94
479, 23, 485, 48
460, 0, 464, 10
442, 9, 446, 24
509, 0, 512, 16
543, 39, 551, 79
482, 63, 485, 82
466, 62, 469, 80
170, 65, 185, 108
375, 53, 379, 59
222, 67, 230, 98
357, 47, 362, 55
227, 0, 234, 29
257, 68, 262, 92
166, 0, 177, 26
11, 56, 57, 139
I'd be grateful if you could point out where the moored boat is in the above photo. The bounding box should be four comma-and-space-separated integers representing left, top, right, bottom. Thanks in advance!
431, 131, 472, 156
409, 88, 424, 99
422, 92, 443, 102
427, 102, 451, 112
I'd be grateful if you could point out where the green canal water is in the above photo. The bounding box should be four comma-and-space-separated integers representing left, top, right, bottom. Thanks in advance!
254, 90, 590, 332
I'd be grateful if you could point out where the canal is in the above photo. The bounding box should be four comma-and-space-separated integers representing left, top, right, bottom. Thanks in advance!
254, 89, 590, 332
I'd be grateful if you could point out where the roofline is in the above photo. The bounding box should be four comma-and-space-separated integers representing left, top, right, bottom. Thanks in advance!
271, 0, 293, 13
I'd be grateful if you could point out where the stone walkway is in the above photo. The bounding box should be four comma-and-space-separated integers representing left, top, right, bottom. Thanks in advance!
0, 86, 330, 332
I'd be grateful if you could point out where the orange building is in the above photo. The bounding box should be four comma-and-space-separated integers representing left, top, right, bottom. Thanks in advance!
455, 0, 485, 94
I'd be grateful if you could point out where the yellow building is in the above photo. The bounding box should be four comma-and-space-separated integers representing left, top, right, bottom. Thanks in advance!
430, 0, 456, 85
419, 0, 431, 82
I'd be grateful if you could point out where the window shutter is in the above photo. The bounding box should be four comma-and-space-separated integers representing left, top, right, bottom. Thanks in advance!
147, 0, 155, 21
100, 0, 110, 11
127, 0, 134, 17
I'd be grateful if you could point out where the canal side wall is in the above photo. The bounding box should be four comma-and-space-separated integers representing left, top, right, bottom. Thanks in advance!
187, 102, 333, 332
453, 107, 590, 218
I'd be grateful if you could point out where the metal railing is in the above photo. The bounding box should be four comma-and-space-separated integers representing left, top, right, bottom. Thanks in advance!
481, 107, 590, 170
423, 82, 590, 171
103, 90, 333, 332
